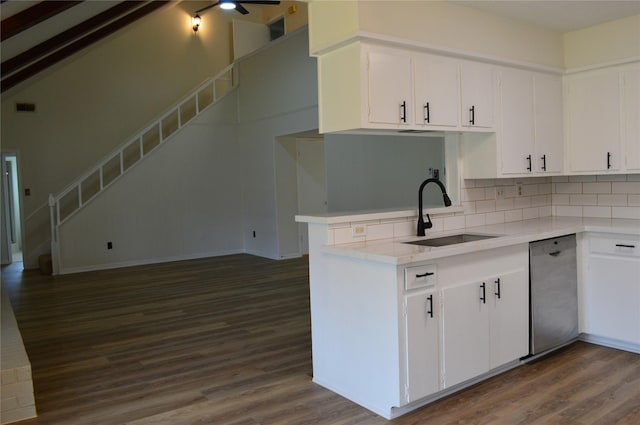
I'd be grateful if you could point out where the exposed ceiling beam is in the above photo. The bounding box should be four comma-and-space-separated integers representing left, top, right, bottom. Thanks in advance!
1, 1, 83, 41
1, 1, 169, 93
2, 1, 147, 76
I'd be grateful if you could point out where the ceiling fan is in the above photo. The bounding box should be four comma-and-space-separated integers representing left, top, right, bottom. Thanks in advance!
195, 1, 281, 16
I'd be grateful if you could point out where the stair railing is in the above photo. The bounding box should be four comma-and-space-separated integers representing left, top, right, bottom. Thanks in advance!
48, 64, 237, 274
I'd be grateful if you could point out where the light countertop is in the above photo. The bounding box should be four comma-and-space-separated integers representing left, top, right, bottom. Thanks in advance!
320, 216, 640, 265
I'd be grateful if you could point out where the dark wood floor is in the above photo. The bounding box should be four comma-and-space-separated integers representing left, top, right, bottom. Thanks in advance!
2, 254, 639, 425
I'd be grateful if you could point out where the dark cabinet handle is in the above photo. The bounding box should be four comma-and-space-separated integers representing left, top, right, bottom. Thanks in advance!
424, 102, 430, 123
549, 250, 561, 257
480, 282, 486, 304
526, 155, 532, 172
469, 105, 475, 125
400, 101, 407, 123
416, 272, 435, 278
607, 152, 612, 169
541, 154, 547, 171
494, 278, 501, 299
426, 294, 434, 318
616, 244, 636, 248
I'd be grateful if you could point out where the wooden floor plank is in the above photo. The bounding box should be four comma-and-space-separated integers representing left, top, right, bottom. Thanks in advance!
2, 254, 639, 424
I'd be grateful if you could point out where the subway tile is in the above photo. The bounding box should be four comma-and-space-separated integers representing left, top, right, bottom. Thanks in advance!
612, 206, 640, 219
537, 183, 552, 195
627, 174, 640, 182
612, 181, 640, 194
503, 185, 517, 198
495, 198, 515, 211
583, 206, 612, 218
521, 183, 539, 196
531, 194, 551, 207
552, 176, 569, 183
539, 205, 552, 217
484, 187, 497, 200
570, 194, 597, 206
461, 179, 476, 189
443, 215, 466, 231
367, 223, 394, 241
461, 201, 476, 214
474, 179, 496, 188
465, 213, 486, 228
629, 194, 640, 207
596, 174, 627, 182
476, 199, 496, 213
514, 196, 532, 208
552, 194, 570, 205
333, 227, 356, 245
496, 178, 515, 186
429, 217, 445, 233
485, 211, 505, 225
393, 221, 414, 238
555, 205, 583, 217
522, 207, 540, 220
582, 182, 611, 194
569, 175, 597, 182
505, 209, 523, 222
555, 182, 583, 194
598, 194, 628, 206
461, 187, 485, 202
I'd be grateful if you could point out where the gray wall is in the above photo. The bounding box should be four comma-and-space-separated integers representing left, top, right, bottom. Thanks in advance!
325, 134, 446, 212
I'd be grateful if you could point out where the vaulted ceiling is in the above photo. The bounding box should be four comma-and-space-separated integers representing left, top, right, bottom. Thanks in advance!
0, 1, 169, 93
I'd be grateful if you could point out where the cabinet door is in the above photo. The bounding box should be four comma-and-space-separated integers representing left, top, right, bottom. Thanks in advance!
413, 55, 459, 128
404, 290, 440, 402
441, 281, 490, 388
500, 68, 535, 174
583, 255, 640, 344
534, 74, 564, 173
623, 67, 640, 171
566, 69, 621, 172
367, 50, 412, 126
460, 61, 495, 129
488, 270, 529, 369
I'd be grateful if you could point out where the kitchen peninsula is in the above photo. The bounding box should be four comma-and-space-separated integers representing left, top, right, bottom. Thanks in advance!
296, 209, 640, 419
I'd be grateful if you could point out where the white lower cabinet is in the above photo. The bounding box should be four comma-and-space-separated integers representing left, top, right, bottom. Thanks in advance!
404, 288, 440, 402
581, 233, 640, 347
441, 269, 529, 388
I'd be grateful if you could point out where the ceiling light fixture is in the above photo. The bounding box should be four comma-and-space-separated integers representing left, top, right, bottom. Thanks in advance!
192, 14, 201, 32
220, 1, 237, 10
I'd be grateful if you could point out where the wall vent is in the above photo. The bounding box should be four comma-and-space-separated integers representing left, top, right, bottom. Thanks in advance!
16, 103, 36, 112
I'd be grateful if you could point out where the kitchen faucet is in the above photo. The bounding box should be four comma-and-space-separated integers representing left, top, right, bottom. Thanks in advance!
417, 178, 452, 236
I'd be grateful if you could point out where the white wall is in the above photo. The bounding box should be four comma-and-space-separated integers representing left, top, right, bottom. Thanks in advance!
237, 28, 319, 259
57, 94, 243, 273
325, 134, 445, 212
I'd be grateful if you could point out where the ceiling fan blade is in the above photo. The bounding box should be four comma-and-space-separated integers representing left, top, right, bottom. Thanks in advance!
194, 2, 220, 14
235, 3, 250, 14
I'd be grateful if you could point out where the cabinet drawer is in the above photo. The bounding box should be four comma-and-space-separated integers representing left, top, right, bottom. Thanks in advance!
589, 234, 640, 257
405, 264, 437, 290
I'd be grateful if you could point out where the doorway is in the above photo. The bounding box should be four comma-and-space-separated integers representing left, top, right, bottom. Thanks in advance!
1, 153, 23, 265
296, 138, 327, 254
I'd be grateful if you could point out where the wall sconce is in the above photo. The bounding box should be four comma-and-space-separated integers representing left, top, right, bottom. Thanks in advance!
192, 14, 201, 32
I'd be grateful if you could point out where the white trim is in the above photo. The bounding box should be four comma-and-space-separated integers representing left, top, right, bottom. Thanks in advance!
564, 56, 640, 75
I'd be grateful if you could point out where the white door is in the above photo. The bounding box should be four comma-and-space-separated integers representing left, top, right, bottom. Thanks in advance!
405, 289, 440, 402
413, 54, 459, 127
441, 281, 490, 388
534, 74, 564, 173
500, 68, 535, 174
566, 69, 621, 172
367, 50, 412, 125
296, 139, 327, 254
488, 270, 529, 369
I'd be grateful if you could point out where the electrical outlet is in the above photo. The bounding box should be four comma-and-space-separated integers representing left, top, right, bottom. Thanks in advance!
352, 224, 367, 237
252, 231, 256, 238
516, 183, 523, 197
496, 187, 505, 199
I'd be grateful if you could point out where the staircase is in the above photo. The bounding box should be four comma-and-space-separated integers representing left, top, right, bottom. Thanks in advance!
48, 64, 237, 274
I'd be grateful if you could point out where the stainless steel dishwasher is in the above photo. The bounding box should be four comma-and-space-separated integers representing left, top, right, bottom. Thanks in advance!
529, 234, 578, 356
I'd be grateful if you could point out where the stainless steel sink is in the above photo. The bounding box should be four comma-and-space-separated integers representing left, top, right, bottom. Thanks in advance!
404, 233, 499, 247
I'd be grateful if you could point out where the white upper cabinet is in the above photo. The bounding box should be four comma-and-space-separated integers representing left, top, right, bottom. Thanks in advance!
460, 61, 496, 129
565, 67, 622, 173
500, 68, 535, 174
413, 54, 459, 128
367, 49, 413, 126
533, 74, 564, 173
623, 67, 640, 171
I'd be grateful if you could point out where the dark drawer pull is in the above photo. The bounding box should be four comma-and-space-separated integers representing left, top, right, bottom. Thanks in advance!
416, 272, 435, 278
426, 294, 434, 318
615, 244, 636, 248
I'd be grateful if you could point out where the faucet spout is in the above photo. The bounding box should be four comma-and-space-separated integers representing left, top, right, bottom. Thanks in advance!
417, 178, 452, 236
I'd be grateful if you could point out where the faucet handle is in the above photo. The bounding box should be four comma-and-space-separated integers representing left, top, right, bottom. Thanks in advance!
425, 214, 433, 229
